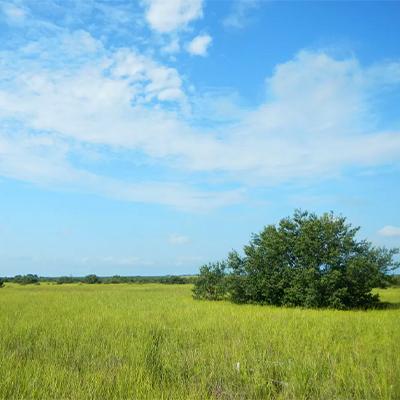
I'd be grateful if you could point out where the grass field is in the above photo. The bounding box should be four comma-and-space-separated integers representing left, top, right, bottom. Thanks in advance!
0, 284, 399, 399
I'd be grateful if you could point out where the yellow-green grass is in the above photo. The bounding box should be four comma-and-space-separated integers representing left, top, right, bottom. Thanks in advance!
0, 284, 399, 399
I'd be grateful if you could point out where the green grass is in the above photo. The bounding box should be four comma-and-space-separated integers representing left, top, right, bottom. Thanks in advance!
0, 284, 399, 399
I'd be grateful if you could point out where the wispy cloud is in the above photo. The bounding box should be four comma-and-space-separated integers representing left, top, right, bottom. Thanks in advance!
0, 124, 244, 211
1, 2, 400, 212
186, 34, 212, 56
143, 0, 203, 33
1, 1, 27, 24
168, 234, 190, 245
223, 0, 260, 30
378, 226, 400, 237
161, 37, 180, 54
2, 32, 400, 207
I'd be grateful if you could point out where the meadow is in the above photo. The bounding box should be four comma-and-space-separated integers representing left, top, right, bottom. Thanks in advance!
0, 283, 399, 399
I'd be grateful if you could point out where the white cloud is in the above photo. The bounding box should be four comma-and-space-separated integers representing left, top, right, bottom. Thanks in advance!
223, 0, 260, 29
378, 226, 400, 237
0, 127, 244, 211
161, 38, 180, 54
1, 28, 400, 210
1, 2, 27, 23
144, 0, 203, 33
183, 51, 400, 180
111, 48, 187, 103
168, 234, 190, 245
186, 34, 212, 56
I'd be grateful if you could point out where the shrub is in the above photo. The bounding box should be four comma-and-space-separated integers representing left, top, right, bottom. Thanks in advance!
56, 276, 76, 284
0, 278, 4, 288
192, 262, 228, 300
83, 274, 100, 284
14, 274, 40, 285
104, 275, 124, 284
162, 276, 187, 284
389, 274, 400, 286
194, 210, 399, 309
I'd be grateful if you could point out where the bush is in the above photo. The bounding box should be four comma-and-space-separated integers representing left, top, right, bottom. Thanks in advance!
0, 278, 4, 288
389, 274, 400, 286
194, 210, 399, 309
103, 275, 125, 284
14, 274, 40, 285
192, 262, 228, 300
101, 275, 194, 284
162, 276, 187, 284
83, 274, 100, 284
56, 276, 76, 284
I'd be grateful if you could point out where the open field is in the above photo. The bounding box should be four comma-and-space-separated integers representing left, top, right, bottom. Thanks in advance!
0, 284, 399, 399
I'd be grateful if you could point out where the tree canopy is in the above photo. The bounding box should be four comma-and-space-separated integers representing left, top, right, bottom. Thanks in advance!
193, 210, 399, 309
13, 274, 40, 285
83, 274, 100, 284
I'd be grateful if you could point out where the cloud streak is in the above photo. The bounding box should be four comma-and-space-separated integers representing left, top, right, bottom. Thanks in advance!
223, 0, 260, 30
168, 234, 190, 245
1, 5, 400, 211
378, 226, 400, 237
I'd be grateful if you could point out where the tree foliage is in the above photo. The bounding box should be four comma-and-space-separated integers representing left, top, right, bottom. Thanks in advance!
56, 276, 76, 284
389, 274, 400, 286
161, 275, 188, 284
192, 262, 227, 300
13, 274, 40, 285
194, 210, 399, 309
83, 274, 100, 284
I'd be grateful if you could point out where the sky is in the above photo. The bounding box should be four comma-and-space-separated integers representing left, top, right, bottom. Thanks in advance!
0, 0, 400, 277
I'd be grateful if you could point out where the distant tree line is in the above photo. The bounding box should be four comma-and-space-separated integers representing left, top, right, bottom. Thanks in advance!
57, 275, 195, 285
0, 274, 196, 286
193, 210, 399, 310
13, 274, 40, 285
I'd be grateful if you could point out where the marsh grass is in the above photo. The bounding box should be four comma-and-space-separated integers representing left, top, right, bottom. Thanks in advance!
0, 284, 399, 399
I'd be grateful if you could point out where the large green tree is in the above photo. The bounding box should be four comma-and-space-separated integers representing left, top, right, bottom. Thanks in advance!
194, 210, 399, 309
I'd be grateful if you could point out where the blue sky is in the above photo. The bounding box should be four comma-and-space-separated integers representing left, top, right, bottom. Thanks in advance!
0, 0, 399, 276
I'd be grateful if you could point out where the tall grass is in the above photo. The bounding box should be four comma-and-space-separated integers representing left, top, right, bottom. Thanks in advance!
0, 284, 399, 399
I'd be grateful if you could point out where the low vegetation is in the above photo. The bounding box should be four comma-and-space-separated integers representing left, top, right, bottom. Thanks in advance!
1, 274, 195, 286
12, 274, 40, 285
0, 284, 399, 399
194, 210, 399, 309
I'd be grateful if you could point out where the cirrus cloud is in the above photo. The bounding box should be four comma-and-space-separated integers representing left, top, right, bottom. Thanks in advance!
168, 234, 190, 245
1, 23, 400, 210
378, 226, 400, 237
